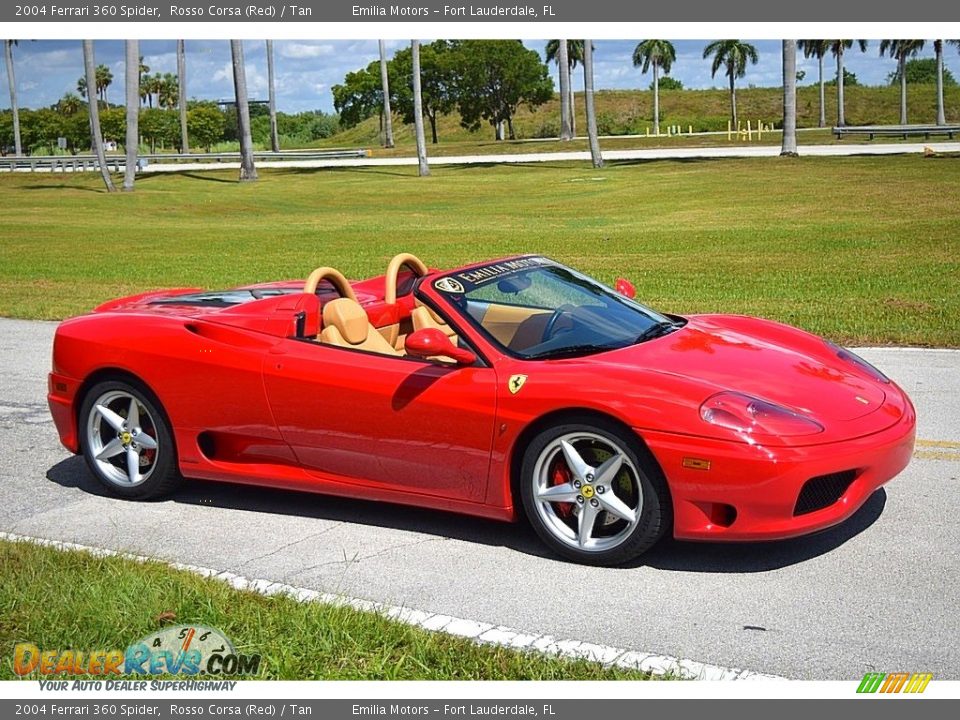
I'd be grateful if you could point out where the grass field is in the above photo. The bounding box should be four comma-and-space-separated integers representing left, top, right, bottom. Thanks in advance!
1, 155, 958, 346
0, 539, 657, 680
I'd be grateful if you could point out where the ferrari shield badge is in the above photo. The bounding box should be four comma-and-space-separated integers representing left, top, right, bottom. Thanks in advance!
508, 374, 528, 394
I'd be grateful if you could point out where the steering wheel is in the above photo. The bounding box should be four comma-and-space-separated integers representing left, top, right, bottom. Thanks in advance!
303, 266, 358, 302
542, 304, 577, 342
384, 253, 429, 305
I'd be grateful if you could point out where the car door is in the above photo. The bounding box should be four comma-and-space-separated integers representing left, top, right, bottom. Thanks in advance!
261, 339, 498, 504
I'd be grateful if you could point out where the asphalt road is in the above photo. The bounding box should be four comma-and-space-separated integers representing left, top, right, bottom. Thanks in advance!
2, 317, 958, 680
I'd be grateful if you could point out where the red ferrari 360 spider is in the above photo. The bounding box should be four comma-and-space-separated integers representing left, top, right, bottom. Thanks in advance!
48, 254, 915, 565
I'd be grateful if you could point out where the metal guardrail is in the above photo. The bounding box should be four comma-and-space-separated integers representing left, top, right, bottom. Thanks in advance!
0, 149, 371, 172
832, 124, 960, 140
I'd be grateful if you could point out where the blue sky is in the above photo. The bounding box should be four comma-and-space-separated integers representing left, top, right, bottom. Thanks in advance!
0, 39, 948, 114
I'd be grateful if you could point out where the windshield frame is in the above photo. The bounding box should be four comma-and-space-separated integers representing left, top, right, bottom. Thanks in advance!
422, 256, 677, 361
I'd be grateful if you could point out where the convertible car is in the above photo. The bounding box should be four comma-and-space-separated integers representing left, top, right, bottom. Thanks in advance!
48, 254, 916, 565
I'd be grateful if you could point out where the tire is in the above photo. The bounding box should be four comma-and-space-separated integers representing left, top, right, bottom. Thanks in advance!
520, 416, 670, 566
78, 379, 182, 500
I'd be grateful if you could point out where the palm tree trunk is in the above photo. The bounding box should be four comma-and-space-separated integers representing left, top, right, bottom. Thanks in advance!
507, 116, 516, 140
653, 61, 660, 134
177, 40, 189, 153
569, 81, 576, 137
411, 40, 429, 177
378, 39, 394, 149
83, 40, 116, 192
123, 40, 139, 191
837, 49, 845, 127
230, 39, 257, 182
899, 54, 907, 124
429, 111, 438, 144
935, 40, 945, 125
583, 39, 602, 169
781, 40, 798, 156
729, 64, 737, 129
818, 54, 825, 128
558, 40, 572, 141
266, 40, 280, 152
4, 41, 21, 156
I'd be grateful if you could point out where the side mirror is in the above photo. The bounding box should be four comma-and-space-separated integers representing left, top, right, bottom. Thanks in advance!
405, 328, 476, 366
615, 277, 637, 299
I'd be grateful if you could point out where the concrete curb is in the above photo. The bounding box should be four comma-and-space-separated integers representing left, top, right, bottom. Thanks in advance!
1, 531, 783, 681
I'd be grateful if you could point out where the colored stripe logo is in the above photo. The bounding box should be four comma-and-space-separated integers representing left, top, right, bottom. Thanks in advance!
857, 672, 932, 694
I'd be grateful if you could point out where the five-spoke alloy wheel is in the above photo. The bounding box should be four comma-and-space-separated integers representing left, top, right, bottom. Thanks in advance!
79, 380, 181, 499
520, 417, 670, 565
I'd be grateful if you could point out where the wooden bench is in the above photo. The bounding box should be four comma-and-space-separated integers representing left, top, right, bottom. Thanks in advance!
833, 124, 960, 140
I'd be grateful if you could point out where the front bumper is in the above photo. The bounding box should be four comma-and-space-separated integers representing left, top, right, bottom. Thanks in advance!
640, 397, 916, 541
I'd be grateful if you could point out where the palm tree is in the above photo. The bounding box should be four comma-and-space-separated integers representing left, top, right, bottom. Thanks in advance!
632, 39, 676, 135
230, 40, 257, 182
83, 40, 116, 192
583, 39, 602, 169
556, 40, 572, 140
265, 40, 280, 153
933, 40, 960, 125
95, 64, 113, 104
158, 73, 178, 109
546, 39, 583, 136
3, 40, 22, 156
703, 40, 759, 128
411, 40, 429, 177
377, 39, 395, 149
781, 40, 798, 156
880, 40, 925, 124
828, 40, 867, 126
57, 93, 82, 116
123, 40, 139, 192
798, 40, 829, 127
177, 40, 188, 152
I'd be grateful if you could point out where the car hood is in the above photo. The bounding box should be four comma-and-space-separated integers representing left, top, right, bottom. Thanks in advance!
596, 314, 886, 422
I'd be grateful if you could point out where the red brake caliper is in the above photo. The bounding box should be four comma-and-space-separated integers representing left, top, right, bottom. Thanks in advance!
550, 459, 574, 518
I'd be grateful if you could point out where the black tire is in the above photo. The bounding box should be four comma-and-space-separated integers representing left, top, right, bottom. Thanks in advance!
519, 416, 671, 566
78, 379, 182, 500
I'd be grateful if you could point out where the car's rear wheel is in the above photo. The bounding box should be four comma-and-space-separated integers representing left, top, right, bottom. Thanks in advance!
79, 379, 181, 499
520, 418, 670, 566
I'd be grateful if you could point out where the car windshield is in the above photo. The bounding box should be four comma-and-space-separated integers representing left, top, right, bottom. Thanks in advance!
433, 257, 680, 360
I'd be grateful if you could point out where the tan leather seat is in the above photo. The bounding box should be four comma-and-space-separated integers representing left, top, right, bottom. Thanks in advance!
320, 298, 401, 356
411, 303, 459, 346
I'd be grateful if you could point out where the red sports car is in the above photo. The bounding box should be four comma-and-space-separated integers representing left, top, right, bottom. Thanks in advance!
48, 254, 916, 565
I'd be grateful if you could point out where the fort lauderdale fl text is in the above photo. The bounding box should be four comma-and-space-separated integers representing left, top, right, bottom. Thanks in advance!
353, 4, 556, 17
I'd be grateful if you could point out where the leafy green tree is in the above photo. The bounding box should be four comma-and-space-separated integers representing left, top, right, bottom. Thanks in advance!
389, 40, 456, 144
655, 76, 683, 91
187, 103, 225, 152
887, 57, 956, 86
331, 61, 382, 128
449, 40, 553, 140
98, 107, 126, 142
824, 68, 859, 87
703, 40, 759, 128
633, 40, 676, 134
880, 40, 925, 123
798, 40, 830, 127
57, 93, 83, 116
139, 108, 178, 152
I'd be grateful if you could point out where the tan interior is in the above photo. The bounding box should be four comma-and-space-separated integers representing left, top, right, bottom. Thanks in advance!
475, 304, 551, 351
411, 303, 459, 346
320, 298, 402, 356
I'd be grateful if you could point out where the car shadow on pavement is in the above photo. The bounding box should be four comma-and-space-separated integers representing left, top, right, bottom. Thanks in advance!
47, 456, 886, 572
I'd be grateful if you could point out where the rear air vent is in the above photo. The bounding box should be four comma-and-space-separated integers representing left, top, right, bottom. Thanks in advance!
793, 471, 858, 516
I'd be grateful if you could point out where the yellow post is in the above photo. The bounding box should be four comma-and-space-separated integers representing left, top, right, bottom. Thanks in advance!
757, 120, 762, 141
646, 127, 650, 137
727, 120, 731, 140
688, 125, 693, 135
747, 120, 753, 141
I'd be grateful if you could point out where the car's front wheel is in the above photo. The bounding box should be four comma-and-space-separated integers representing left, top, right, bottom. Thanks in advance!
79, 379, 181, 499
520, 417, 670, 565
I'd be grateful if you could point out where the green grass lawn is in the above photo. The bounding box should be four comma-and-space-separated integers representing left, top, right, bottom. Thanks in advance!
0, 538, 657, 680
1, 154, 958, 346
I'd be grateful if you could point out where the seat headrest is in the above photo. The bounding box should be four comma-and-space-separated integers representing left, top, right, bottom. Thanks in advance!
322, 298, 369, 345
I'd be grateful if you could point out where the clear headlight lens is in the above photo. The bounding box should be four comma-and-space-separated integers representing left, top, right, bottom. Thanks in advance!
700, 392, 824, 437
826, 341, 890, 384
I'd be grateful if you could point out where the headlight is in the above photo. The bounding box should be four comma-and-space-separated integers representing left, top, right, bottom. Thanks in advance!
825, 341, 890, 384
700, 392, 824, 437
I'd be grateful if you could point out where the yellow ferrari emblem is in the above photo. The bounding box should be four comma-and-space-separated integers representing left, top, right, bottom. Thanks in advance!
120, 431, 133, 445
508, 374, 528, 394
581, 485, 595, 499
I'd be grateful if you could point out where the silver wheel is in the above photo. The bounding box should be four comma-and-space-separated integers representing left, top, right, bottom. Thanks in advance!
532, 431, 643, 553
85, 389, 160, 488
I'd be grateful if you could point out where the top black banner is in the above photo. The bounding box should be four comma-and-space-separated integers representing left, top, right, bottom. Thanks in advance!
4, 0, 959, 22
